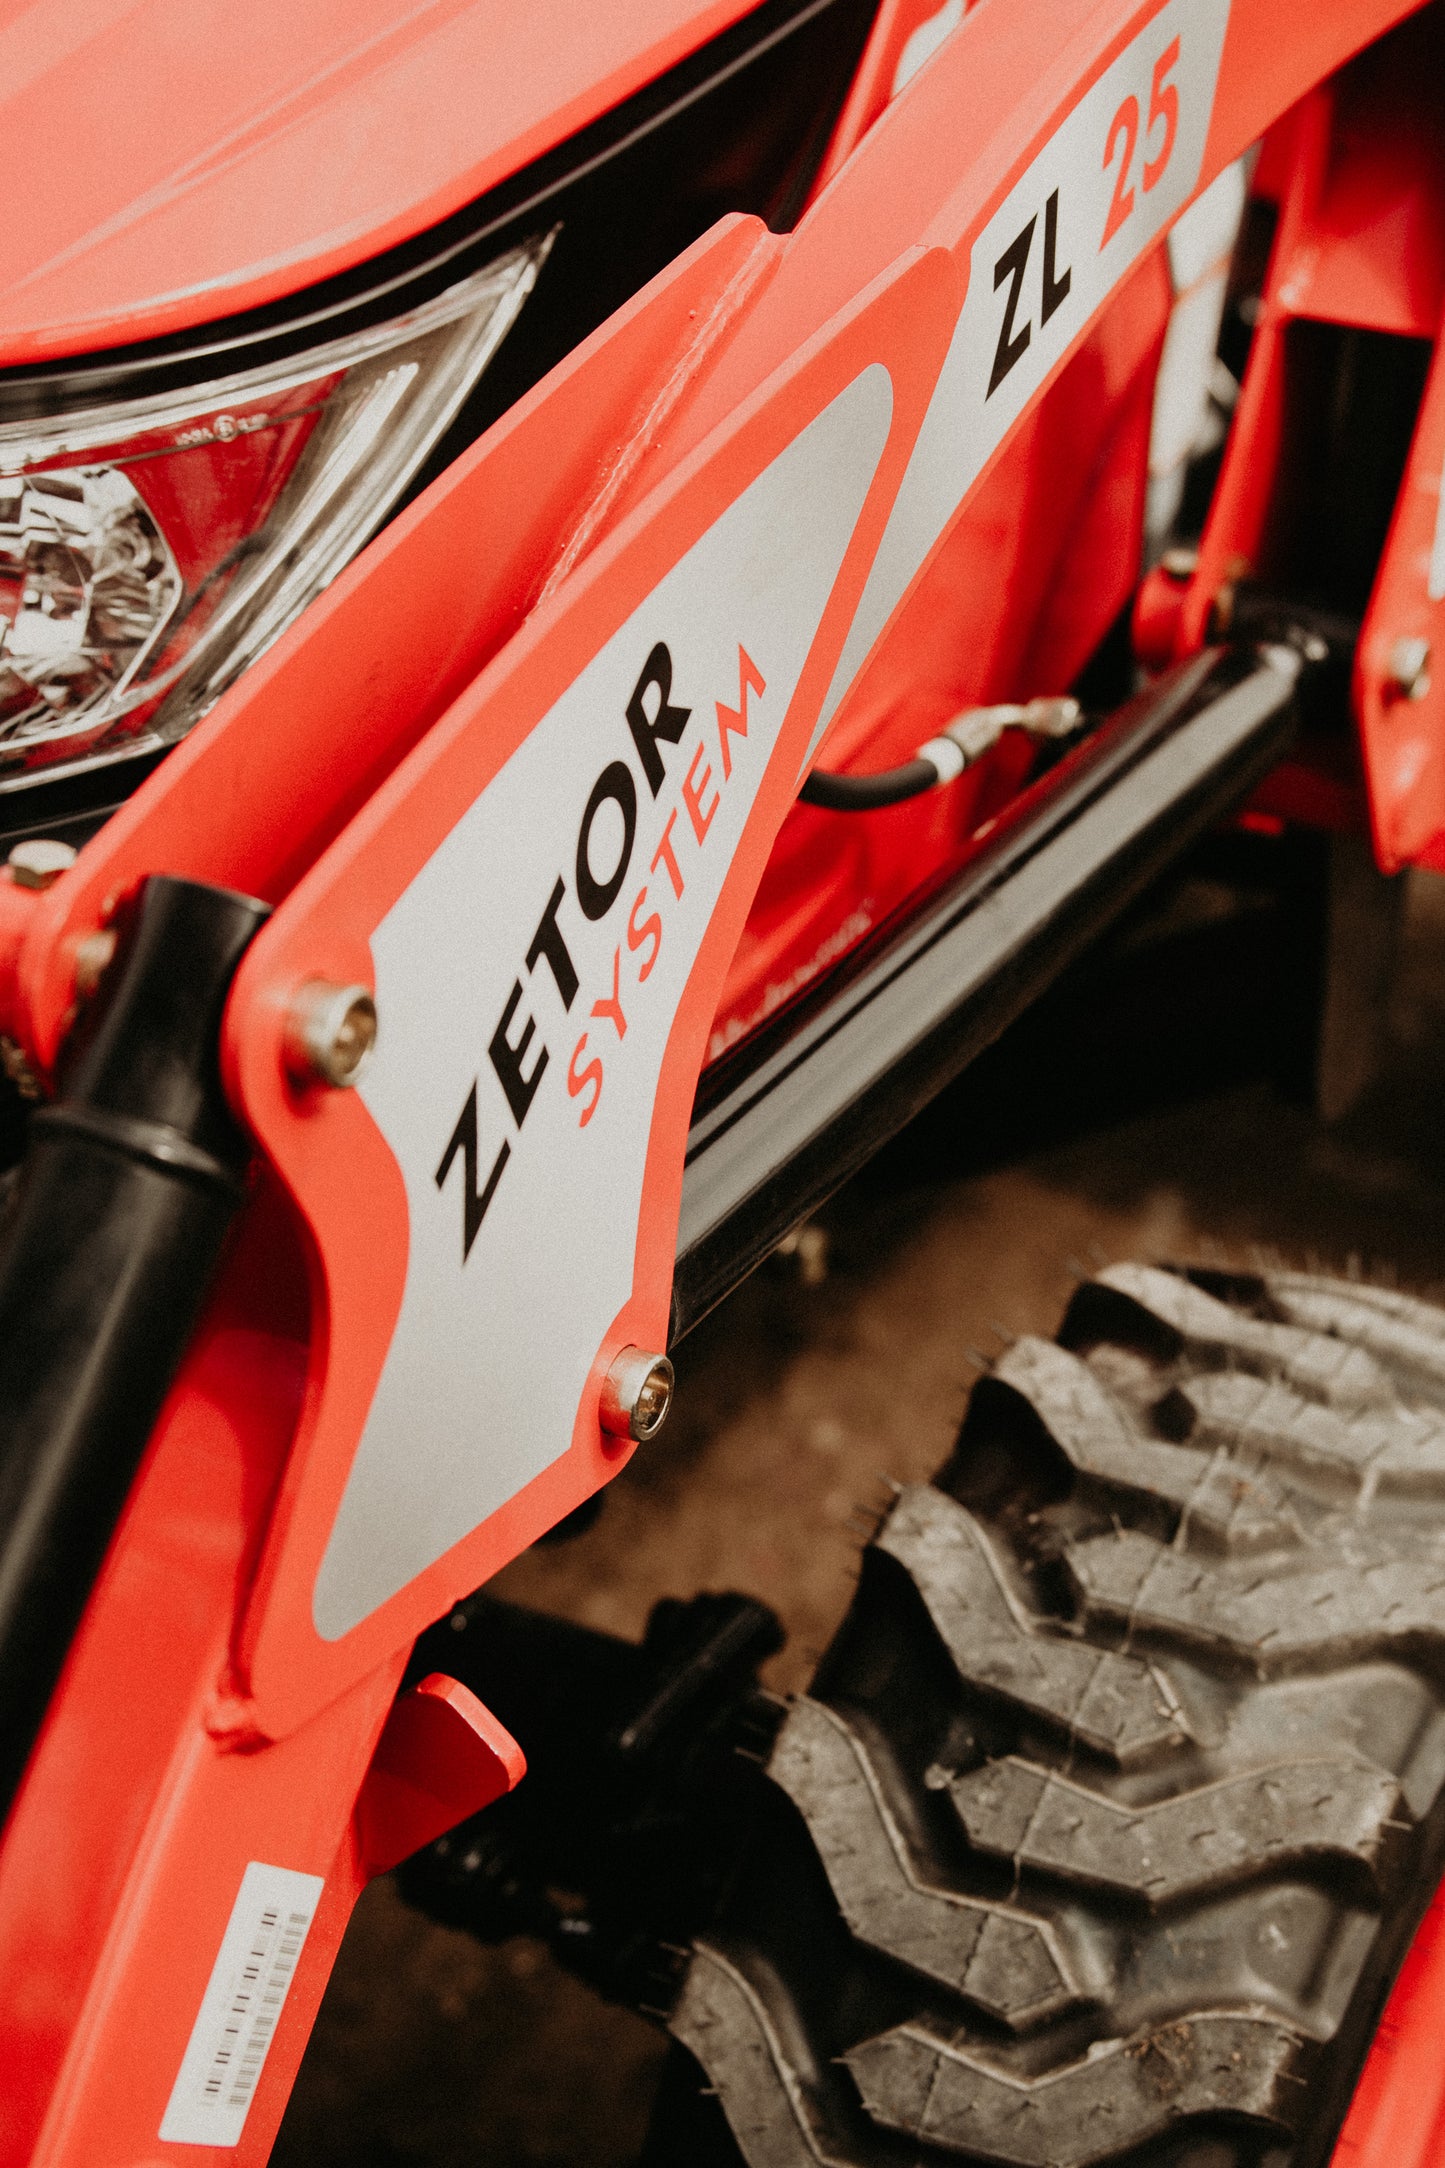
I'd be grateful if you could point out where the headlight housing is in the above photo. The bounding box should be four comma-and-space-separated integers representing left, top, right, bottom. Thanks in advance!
0, 0, 880, 815
0, 234, 551, 786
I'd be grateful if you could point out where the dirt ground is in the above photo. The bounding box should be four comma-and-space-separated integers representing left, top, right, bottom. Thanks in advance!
273, 864, 1445, 2168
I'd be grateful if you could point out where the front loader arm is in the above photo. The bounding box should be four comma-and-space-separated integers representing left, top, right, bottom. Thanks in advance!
0, 2, 1427, 2163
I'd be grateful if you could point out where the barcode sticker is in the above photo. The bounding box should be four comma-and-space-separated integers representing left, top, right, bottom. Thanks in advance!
159, 1860, 324, 2148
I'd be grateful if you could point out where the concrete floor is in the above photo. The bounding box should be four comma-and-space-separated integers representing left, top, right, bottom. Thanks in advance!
273, 864, 1445, 2168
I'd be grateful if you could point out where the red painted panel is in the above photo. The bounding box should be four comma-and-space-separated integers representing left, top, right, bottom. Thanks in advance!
0, 0, 760, 366
1333, 1881, 1445, 2168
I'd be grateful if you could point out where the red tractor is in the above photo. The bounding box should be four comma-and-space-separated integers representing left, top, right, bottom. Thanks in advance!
2, 1, 1444, 2162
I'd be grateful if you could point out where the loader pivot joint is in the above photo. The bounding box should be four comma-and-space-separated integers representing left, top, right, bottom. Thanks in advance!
397, 1589, 785, 2013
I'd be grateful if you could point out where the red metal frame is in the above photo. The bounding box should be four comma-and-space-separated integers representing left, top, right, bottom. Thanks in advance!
1140, 8, 1445, 862
1335, 1878, 1445, 2168
0, 3, 1440, 2163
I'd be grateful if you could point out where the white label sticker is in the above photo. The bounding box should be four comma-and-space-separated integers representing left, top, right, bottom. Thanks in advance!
160, 1861, 323, 2148
312, 364, 893, 1639
813, 0, 1232, 756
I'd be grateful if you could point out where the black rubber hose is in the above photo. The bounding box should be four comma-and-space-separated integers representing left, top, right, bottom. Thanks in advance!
799, 757, 941, 810
0, 873, 268, 1827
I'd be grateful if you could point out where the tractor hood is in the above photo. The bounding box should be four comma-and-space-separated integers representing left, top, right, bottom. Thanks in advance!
0, 0, 757, 370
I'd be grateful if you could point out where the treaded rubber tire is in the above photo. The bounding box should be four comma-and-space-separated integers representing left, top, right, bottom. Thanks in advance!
655, 1261, 1445, 2168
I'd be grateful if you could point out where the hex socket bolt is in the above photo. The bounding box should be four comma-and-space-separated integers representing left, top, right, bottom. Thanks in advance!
284, 980, 378, 1087
599, 1347, 674, 1443
1388, 634, 1432, 702
8, 838, 78, 891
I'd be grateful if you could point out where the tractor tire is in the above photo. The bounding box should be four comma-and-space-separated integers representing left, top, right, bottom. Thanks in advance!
655, 1260, 1445, 2168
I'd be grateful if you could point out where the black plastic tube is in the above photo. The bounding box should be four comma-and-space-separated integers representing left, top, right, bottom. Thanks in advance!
0, 874, 268, 1826
799, 756, 941, 810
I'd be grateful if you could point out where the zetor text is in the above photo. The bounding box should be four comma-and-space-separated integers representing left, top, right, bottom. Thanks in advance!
435, 638, 766, 1264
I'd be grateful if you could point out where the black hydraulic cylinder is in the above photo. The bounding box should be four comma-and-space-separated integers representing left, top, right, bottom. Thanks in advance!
673, 646, 1302, 1336
0, 874, 268, 1825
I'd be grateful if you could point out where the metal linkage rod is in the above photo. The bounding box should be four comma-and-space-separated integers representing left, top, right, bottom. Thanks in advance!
675, 646, 1303, 1337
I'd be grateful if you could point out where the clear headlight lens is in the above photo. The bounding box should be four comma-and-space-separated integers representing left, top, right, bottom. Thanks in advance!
0, 468, 181, 741
0, 231, 553, 785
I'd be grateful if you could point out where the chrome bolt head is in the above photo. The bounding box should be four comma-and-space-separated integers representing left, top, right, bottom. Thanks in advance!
73, 927, 118, 998
1388, 634, 1432, 702
773, 1221, 830, 1287
599, 1347, 674, 1443
284, 980, 377, 1088
8, 837, 77, 891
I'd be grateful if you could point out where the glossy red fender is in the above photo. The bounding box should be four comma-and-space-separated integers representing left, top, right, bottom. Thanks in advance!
0, 4, 1435, 2165
0, 0, 765, 365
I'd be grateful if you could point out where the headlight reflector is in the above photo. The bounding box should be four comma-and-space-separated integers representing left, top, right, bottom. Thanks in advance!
0, 468, 181, 746
0, 232, 552, 785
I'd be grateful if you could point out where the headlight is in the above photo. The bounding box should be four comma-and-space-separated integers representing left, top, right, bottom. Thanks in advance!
0, 233, 552, 784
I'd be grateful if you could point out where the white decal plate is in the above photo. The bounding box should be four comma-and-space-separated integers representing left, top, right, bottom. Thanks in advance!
812, 0, 1232, 756
313, 365, 893, 1638
160, 1861, 322, 2148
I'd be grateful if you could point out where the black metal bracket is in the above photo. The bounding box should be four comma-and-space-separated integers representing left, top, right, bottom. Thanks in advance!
398, 1590, 784, 2014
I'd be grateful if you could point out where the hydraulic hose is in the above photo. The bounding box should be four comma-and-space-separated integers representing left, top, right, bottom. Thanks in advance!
799, 696, 1084, 810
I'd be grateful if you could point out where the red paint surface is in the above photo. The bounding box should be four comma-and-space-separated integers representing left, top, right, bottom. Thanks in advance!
1167, 9, 1445, 869
0, 0, 759, 366
355, 1674, 525, 1876
1334, 1881, 1445, 2168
